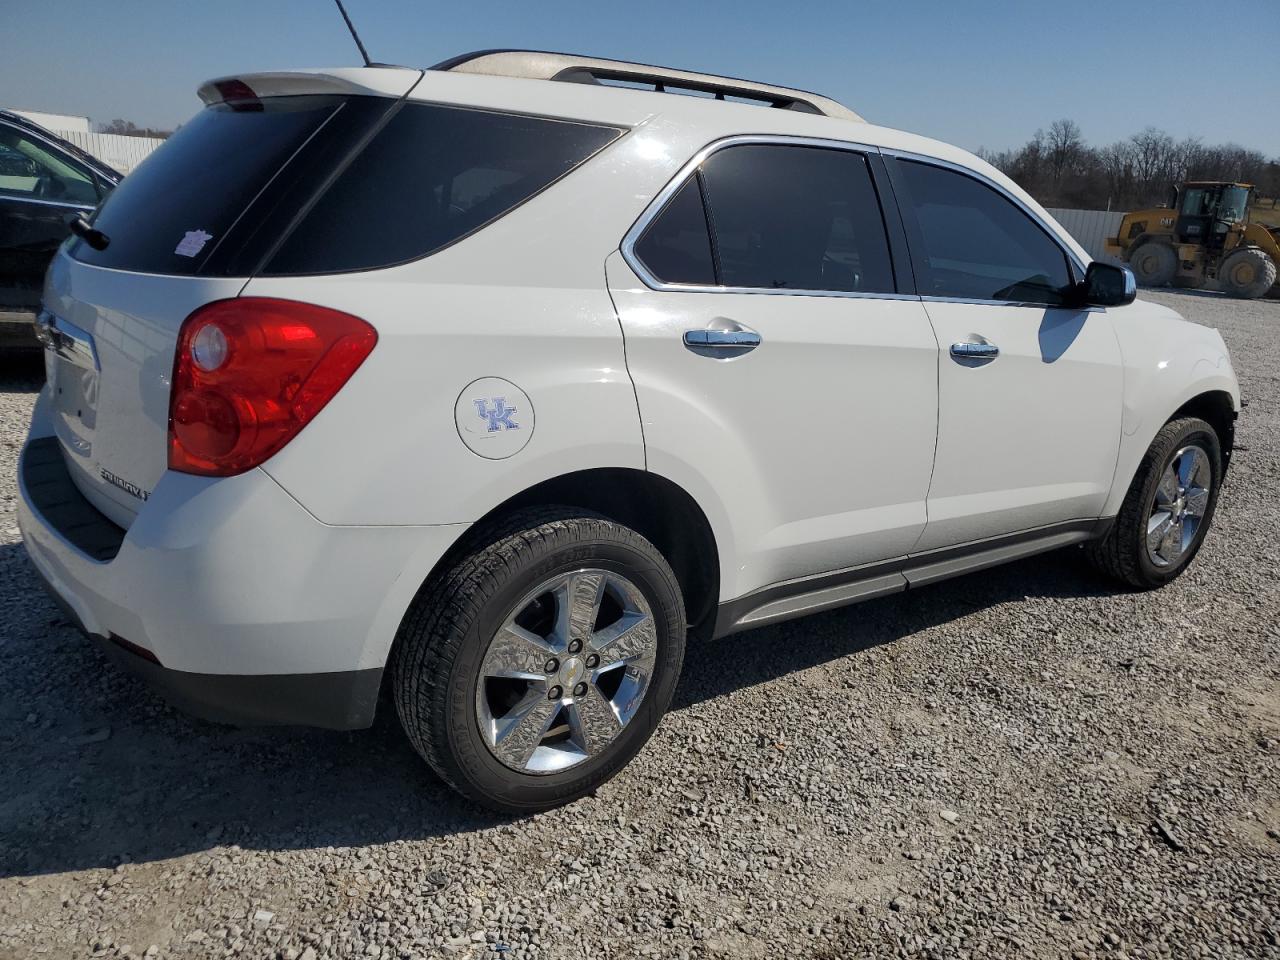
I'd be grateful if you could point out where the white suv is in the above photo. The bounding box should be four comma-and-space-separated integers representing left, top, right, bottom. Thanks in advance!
18, 51, 1240, 812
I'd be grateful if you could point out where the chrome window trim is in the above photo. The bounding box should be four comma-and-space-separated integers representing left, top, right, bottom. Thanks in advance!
620, 133, 903, 299
620, 135, 1091, 304
0, 193, 96, 211
880, 147, 1089, 279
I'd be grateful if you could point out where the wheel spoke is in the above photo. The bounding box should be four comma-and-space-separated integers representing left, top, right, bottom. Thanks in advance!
492, 693, 560, 769
590, 611, 657, 671
1184, 487, 1209, 518
1154, 468, 1179, 507
1177, 447, 1206, 488
553, 572, 605, 648
566, 685, 623, 756
1147, 511, 1174, 557
483, 624, 556, 680
1160, 518, 1183, 562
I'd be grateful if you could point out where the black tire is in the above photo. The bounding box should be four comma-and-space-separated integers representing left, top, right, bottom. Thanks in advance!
1129, 242, 1177, 287
1218, 247, 1278, 299
1086, 417, 1222, 589
392, 507, 686, 813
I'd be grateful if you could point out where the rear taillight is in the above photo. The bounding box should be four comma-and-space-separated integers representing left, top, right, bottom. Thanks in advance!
168, 298, 377, 476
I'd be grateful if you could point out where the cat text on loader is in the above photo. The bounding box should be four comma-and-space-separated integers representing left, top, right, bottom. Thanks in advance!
1104, 182, 1280, 299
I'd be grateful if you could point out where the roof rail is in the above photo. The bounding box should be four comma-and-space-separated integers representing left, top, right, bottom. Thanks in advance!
431, 50, 862, 122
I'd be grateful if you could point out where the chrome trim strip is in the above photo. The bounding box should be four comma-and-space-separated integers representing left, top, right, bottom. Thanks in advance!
37, 310, 99, 371
0, 193, 96, 211
879, 146, 1089, 277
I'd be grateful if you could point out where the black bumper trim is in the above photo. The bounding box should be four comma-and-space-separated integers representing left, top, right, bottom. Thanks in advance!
92, 633, 383, 730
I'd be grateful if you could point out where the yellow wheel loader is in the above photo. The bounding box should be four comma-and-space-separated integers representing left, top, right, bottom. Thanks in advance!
1104, 182, 1280, 299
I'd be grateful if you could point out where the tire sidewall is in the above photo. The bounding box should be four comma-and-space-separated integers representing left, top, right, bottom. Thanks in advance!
442, 532, 685, 811
1133, 422, 1222, 585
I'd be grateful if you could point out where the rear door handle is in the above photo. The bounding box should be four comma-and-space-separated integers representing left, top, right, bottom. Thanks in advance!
683, 321, 762, 353
950, 340, 999, 361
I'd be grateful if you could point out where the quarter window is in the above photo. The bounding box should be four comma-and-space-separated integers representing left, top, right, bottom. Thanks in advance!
632, 178, 716, 285
896, 160, 1072, 305
632, 143, 896, 295
265, 105, 621, 275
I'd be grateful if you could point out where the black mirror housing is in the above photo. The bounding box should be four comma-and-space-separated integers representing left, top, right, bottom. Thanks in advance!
1080, 262, 1136, 308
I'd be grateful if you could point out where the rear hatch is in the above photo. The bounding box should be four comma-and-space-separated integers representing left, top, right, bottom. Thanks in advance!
41, 70, 419, 527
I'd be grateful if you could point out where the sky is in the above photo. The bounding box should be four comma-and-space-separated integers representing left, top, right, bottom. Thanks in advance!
4, 0, 1278, 155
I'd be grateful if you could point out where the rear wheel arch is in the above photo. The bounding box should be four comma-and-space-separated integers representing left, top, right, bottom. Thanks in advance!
404, 468, 721, 646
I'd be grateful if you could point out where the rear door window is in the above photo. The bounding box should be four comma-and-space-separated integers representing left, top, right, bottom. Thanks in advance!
72, 96, 347, 275
699, 144, 895, 294
631, 143, 896, 295
894, 159, 1073, 304
262, 104, 622, 275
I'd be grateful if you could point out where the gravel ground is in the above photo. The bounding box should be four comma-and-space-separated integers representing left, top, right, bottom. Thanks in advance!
1, 290, 1278, 960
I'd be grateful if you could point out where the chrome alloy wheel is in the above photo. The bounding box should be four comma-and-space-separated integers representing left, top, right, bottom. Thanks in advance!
475, 569, 658, 774
1146, 444, 1212, 568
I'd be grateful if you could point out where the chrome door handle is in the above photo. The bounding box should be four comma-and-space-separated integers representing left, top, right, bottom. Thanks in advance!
684, 329, 762, 348
684, 318, 763, 354
950, 340, 999, 361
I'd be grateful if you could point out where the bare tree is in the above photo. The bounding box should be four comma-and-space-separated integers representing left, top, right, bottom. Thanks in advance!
1045, 119, 1085, 186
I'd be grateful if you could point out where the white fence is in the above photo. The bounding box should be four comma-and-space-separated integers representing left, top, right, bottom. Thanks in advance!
55, 130, 165, 174
1045, 207, 1127, 264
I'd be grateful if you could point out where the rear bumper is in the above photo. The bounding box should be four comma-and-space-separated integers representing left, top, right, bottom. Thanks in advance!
17, 392, 467, 728
33, 560, 381, 729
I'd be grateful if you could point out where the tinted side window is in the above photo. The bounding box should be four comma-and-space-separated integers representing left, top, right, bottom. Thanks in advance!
633, 177, 715, 285
264, 104, 621, 275
699, 144, 894, 294
0, 126, 98, 205
897, 160, 1072, 304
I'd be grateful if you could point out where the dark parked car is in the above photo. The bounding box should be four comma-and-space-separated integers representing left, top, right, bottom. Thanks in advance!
1, 110, 120, 347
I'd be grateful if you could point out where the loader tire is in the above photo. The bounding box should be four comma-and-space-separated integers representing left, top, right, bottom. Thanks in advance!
1129, 243, 1177, 287
1218, 247, 1277, 300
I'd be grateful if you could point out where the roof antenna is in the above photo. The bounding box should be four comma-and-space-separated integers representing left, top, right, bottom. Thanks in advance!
332, 0, 373, 67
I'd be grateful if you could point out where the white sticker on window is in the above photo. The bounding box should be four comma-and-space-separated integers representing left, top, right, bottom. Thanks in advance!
174, 230, 213, 257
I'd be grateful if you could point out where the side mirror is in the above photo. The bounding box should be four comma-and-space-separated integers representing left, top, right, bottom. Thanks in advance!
1079, 262, 1136, 307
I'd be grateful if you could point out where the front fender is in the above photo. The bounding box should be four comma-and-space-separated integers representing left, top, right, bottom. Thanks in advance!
1103, 298, 1240, 517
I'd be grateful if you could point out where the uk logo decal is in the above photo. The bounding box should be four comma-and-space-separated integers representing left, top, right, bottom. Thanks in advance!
474, 397, 519, 432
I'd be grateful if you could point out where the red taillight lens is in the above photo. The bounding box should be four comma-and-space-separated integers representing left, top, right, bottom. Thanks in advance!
168, 298, 377, 476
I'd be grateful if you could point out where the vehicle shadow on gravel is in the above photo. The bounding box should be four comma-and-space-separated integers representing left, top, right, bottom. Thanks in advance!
0, 540, 1120, 879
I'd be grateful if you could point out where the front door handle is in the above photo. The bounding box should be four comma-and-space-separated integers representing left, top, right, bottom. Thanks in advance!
950, 340, 999, 361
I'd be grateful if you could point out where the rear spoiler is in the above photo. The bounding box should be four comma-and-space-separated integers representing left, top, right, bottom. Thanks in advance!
197, 68, 422, 106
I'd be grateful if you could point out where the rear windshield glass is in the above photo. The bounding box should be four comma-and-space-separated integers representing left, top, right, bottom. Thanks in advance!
262, 103, 621, 275
71, 96, 344, 275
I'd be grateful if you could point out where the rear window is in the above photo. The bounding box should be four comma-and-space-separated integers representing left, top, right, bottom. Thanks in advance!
262, 103, 622, 275
72, 96, 346, 275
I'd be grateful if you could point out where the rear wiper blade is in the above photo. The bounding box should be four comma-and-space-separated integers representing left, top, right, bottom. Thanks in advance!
68, 214, 110, 251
